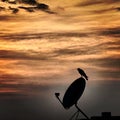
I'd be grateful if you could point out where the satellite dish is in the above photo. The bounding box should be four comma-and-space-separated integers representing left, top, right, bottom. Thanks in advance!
55, 68, 89, 120
63, 77, 86, 109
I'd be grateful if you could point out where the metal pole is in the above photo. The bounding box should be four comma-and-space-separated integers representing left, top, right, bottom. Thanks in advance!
75, 104, 90, 120
55, 93, 64, 107
69, 110, 79, 120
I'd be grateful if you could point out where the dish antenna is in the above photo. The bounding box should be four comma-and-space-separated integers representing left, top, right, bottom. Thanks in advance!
55, 68, 89, 120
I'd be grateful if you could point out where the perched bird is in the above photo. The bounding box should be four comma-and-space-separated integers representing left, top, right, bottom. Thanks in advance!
77, 68, 88, 80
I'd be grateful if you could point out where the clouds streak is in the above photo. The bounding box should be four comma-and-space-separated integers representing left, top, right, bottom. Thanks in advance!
0, 32, 89, 41
0, 50, 49, 60
98, 27, 120, 37
0, 0, 55, 14
75, 0, 120, 7
0, 71, 59, 97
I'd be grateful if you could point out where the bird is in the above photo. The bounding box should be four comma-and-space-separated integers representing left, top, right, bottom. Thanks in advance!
55, 68, 89, 120
77, 68, 88, 80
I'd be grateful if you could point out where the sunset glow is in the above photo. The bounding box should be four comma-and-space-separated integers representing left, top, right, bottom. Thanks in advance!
0, 0, 120, 95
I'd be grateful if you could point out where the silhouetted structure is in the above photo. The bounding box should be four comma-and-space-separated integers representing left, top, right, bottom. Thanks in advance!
80, 112, 120, 120
55, 68, 89, 120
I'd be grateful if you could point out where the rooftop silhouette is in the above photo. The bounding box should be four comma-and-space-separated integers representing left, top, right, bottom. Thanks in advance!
80, 112, 120, 120
55, 68, 120, 120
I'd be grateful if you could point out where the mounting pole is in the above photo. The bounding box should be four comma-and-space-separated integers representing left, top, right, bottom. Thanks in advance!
55, 93, 64, 107
75, 104, 90, 120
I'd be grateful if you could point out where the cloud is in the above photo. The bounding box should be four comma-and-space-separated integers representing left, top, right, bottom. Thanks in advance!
75, 0, 120, 7
0, 50, 50, 60
2, 0, 16, 4
116, 7, 120, 11
88, 57, 120, 70
1, 0, 55, 14
19, 0, 37, 5
53, 43, 104, 57
98, 27, 120, 37
18, 4, 55, 14
0, 15, 12, 21
2, 0, 37, 5
35, 3, 56, 14
75, 1, 102, 7
82, 56, 120, 80
0, 72, 25, 82
9, 6, 19, 14
0, 32, 89, 41
91, 7, 120, 14
0, 28, 119, 41
0, 6, 5, 11
0, 71, 59, 96
19, 6, 35, 12
91, 8, 116, 14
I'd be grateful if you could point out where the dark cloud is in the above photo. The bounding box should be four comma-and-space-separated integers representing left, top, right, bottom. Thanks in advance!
0, 32, 89, 41
89, 6, 120, 14
18, 4, 55, 14
0, 15, 11, 21
91, 8, 116, 14
75, 1, 102, 7
0, 72, 59, 96
9, 6, 19, 14
81, 57, 120, 80
2, 27, 118, 42
35, 3, 55, 14
0, 50, 49, 60
88, 57, 120, 70
0, 14, 24, 21
98, 27, 120, 37
0, 72, 25, 82
2, 0, 16, 4
1, 0, 37, 5
19, 0, 37, 5
75, 0, 120, 7
53, 43, 105, 57
36, 3, 49, 10
1, 0, 55, 14
0, 6, 5, 11
19, 6, 35, 12
0, 70, 63, 96
116, 7, 120, 11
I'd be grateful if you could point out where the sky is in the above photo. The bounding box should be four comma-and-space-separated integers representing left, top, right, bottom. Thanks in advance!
0, 0, 120, 120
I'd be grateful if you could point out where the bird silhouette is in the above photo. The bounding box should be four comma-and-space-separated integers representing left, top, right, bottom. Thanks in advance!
77, 68, 88, 80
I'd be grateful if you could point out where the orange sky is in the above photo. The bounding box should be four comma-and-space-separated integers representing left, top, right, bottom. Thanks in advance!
0, 0, 120, 95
